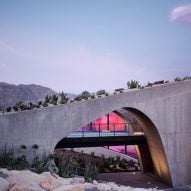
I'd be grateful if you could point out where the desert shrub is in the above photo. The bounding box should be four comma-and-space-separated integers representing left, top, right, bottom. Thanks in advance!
59, 92, 69, 104
57, 158, 77, 178
13, 106, 18, 112
32, 144, 39, 149
20, 145, 27, 150
74, 95, 82, 101
42, 103, 48, 107
84, 160, 98, 182
127, 80, 140, 89
174, 77, 181, 82
90, 94, 95, 99
12, 155, 30, 170
74, 91, 91, 101
52, 94, 58, 105
96, 89, 106, 95
182, 76, 190, 81
0, 149, 14, 168
0, 149, 29, 170
38, 101, 42, 106
90, 152, 95, 156
31, 155, 50, 173
115, 88, 125, 92
6, 107, 12, 112
82, 91, 91, 100
44, 95, 50, 104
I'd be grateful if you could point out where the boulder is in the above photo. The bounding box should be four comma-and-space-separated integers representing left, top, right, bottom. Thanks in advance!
131, 189, 153, 191
0, 177, 9, 191
9, 184, 44, 191
6, 170, 45, 190
70, 177, 85, 184
53, 184, 84, 191
96, 183, 112, 191
39, 178, 54, 190
82, 182, 97, 190
41, 172, 63, 189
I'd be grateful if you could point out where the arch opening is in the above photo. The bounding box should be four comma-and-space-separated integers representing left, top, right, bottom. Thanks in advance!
120, 107, 172, 186
53, 107, 172, 187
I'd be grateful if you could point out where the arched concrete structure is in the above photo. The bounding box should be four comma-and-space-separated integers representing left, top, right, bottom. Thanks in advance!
123, 108, 172, 185
1, 80, 191, 187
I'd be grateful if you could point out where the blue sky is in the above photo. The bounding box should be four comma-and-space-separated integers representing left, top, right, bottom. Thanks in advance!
0, 0, 191, 93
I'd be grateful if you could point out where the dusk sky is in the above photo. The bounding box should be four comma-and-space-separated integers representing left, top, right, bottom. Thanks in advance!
0, 0, 191, 93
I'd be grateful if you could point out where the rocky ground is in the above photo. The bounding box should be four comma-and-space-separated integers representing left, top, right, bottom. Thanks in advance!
0, 169, 160, 191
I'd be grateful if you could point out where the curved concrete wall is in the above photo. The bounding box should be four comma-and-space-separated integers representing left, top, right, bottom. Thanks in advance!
1, 80, 191, 187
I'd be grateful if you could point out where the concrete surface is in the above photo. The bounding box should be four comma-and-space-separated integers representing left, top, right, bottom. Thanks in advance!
0, 80, 191, 187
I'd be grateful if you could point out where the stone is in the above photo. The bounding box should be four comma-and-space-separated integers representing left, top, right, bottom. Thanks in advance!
131, 189, 152, 191
41, 172, 63, 189
6, 170, 42, 188
53, 184, 85, 191
10, 184, 44, 191
39, 178, 54, 191
82, 182, 97, 190
93, 180, 98, 185
96, 183, 112, 191
70, 177, 85, 184
0, 177, 9, 191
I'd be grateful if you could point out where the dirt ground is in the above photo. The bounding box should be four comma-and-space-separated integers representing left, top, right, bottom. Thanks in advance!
98, 171, 170, 190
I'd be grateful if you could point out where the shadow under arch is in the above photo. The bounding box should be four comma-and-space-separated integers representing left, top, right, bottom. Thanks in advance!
115, 107, 172, 186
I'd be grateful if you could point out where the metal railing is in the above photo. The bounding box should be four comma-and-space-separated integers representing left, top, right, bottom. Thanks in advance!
67, 123, 144, 138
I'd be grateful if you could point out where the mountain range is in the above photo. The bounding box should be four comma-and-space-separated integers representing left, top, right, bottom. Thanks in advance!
0, 82, 75, 108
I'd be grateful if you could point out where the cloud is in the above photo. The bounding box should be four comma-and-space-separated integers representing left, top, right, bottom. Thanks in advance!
0, 40, 32, 58
170, 4, 191, 24
0, 40, 19, 54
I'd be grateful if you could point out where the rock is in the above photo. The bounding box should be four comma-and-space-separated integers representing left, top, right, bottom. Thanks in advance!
70, 177, 85, 184
96, 183, 112, 191
0, 177, 9, 191
82, 182, 97, 190
119, 185, 134, 191
93, 180, 99, 185
39, 178, 54, 191
10, 184, 44, 191
0, 168, 11, 177
6, 170, 41, 187
0, 170, 9, 179
53, 184, 85, 191
131, 189, 152, 191
41, 172, 63, 189
6, 170, 56, 191
1, 169, 160, 191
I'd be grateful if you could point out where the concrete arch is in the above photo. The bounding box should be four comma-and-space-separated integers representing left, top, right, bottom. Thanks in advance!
1, 80, 191, 187
53, 107, 172, 186
121, 107, 172, 186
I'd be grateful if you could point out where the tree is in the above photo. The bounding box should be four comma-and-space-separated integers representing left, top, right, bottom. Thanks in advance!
127, 80, 140, 89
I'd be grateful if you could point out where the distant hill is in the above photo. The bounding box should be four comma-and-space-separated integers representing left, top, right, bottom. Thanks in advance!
0, 82, 75, 108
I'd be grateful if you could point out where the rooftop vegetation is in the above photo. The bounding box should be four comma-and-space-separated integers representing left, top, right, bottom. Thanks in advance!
0, 76, 190, 115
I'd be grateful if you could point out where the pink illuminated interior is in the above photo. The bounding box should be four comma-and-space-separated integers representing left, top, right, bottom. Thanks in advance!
81, 112, 138, 158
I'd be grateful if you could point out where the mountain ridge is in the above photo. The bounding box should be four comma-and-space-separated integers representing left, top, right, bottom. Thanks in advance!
0, 82, 75, 108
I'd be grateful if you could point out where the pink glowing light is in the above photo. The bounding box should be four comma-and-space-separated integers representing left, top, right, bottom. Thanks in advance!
80, 112, 138, 158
